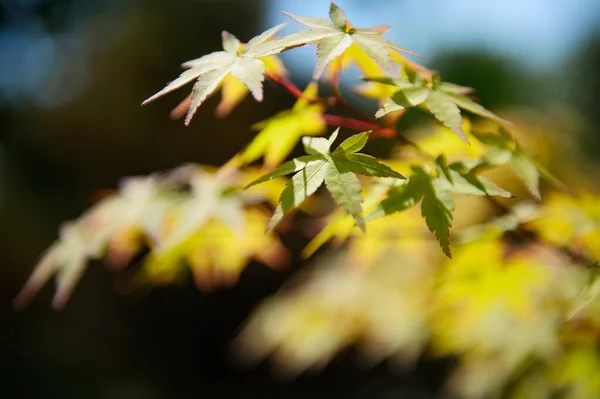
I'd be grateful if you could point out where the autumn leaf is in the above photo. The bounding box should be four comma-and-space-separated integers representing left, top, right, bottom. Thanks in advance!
247, 129, 403, 230
239, 82, 326, 168
368, 157, 512, 256
369, 74, 514, 142
273, 2, 421, 79
143, 24, 288, 125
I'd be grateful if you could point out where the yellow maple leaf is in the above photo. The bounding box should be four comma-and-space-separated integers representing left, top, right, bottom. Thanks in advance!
550, 346, 600, 398
529, 192, 600, 260
142, 208, 286, 290
239, 82, 326, 168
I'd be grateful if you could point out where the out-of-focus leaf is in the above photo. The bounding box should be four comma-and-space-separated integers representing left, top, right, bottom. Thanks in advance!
472, 129, 543, 199
373, 76, 514, 142
426, 91, 467, 143
511, 150, 541, 199
240, 82, 325, 168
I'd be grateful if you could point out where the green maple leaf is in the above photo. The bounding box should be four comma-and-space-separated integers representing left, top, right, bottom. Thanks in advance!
369, 74, 514, 143
421, 176, 454, 257
142, 24, 288, 125
246, 129, 404, 231
367, 156, 512, 257
473, 129, 543, 199
273, 2, 422, 79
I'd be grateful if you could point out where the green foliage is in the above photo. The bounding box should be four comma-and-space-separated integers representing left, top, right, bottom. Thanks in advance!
16, 3, 600, 399
247, 129, 402, 231
276, 2, 422, 79
472, 128, 542, 198
370, 73, 514, 142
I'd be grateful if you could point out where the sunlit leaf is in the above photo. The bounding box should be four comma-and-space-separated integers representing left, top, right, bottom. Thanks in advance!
276, 2, 421, 79
143, 25, 288, 124
249, 131, 403, 229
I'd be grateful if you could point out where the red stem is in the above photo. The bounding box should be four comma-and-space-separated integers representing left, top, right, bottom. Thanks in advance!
266, 71, 395, 138
265, 71, 320, 102
322, 114, 395, 137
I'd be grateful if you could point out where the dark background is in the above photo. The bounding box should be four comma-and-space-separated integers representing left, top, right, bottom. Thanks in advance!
1, 0, 599, 397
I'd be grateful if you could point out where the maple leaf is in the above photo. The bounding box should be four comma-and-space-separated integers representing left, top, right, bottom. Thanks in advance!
143, 208, 286, 291
368, 157, 512, 257
13, 177, 173, 309
472, 128, 543, 199
239, 82, 326, 168
169, 42, 289, 120
273, 2, 422, 79
142, 24, 287, 125
247, 129, 404, 231
369, 74, 514, 143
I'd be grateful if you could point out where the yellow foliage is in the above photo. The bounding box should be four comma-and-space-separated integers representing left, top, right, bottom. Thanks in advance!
529, 192, 600, 260
550, 347, 600, 399
143, 208, 283, 290
239, 82, 326, 168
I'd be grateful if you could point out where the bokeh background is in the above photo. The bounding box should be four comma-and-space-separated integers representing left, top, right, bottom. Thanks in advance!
1, 0, 599, 397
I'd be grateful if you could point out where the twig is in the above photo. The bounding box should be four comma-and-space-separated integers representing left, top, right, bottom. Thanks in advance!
265, 71, 322, 103
322, 114, 394, 137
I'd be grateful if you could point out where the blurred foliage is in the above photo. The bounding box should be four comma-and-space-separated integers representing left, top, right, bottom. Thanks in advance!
2, 1, 600, 399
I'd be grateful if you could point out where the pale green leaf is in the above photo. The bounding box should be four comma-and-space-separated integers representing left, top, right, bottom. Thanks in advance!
266, 204, 285, 232
181, 51, 233, 68
372, 35, 424, 59
243, 23, 287, 56
328, 127, 340, 147
375, 98, 405, 118
325, 159, 365, 230
426, 91, 468, 143
350, 33, 393, 70
421, 178, 454, 257
245, 155, 319, 188
270, 29, 339, 51
303, 136, 331, 155
337, 153, 404, 179
511, 150, 541, 199
329, 2, 348, 28
363, 76, 416, 90
437, 81, 475, 95
376, 87, 429, 118
367, 175, 424, 220
447, 169, 513, 198
142, 59, 232, 105
284, 159, 329, 209
280, 12, 337, 30
278, 3, 420, 76
435, 155, 454, 184
446, 93, 514, 126
231, 57, 266, 101
222, 31, 241, 54
271, 159, 329, 229
185, 65, 235, 125
314, 33, 353, 79
333, 131, 370, 154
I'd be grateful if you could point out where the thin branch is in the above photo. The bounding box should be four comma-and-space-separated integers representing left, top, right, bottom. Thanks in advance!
322, 114, 394, 137
265, 71, 322, 103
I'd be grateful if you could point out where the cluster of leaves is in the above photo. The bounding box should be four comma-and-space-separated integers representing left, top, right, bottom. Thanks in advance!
17, 2, 600, 398
238, 231, 600, 398
14, 166, 286, 309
